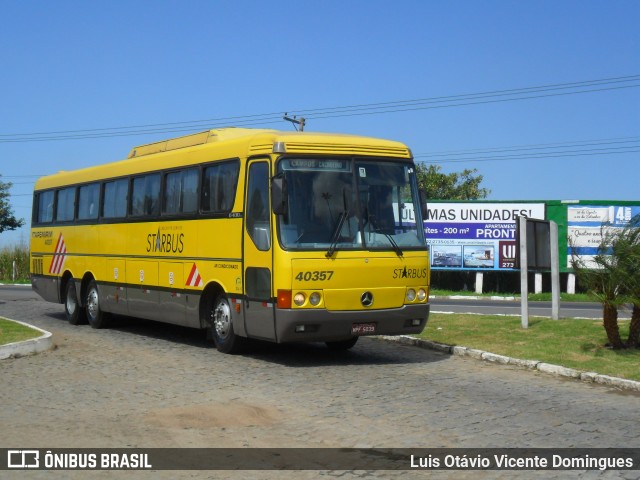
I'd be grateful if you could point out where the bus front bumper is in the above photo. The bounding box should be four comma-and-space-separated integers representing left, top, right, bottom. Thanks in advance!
274, 303, 430, 343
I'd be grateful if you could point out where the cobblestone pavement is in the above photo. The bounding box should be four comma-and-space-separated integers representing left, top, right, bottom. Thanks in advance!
1, 288, 638, 480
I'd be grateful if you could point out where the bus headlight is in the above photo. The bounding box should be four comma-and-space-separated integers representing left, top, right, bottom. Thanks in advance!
417, 289, 427, 301
293, 293, 306, 306
406, 289, 416, 302
309, 292, 322, 306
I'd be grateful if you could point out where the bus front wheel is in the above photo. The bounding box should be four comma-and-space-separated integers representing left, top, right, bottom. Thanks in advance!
210, 294, 244, 354
85, 280, 110, 329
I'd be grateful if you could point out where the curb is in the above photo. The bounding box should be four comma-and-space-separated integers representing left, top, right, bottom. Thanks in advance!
0, 319, 53, 360
378, 335, 640, 393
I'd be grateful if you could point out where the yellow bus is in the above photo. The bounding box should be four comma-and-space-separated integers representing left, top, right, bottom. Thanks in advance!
30, 128, 430, 353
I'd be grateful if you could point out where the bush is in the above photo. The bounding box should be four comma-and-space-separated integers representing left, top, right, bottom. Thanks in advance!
0, 244, 30, 283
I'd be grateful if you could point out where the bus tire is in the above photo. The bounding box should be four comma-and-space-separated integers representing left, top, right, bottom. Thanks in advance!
64, 279, 86, 325
326, 337, 358, 351
210, 294, 243, 354
85, 280, 110, 329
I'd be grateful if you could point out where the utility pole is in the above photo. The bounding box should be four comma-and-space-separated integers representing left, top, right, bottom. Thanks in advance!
283, 113, 306, 131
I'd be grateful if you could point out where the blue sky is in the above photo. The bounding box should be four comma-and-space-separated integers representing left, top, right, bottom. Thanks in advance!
1, 0, 638, 246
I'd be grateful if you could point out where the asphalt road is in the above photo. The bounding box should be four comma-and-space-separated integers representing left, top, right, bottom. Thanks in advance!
0, 284, 616, 318
430, 297, 626, 319
1, 285, 638, 479
0, 284, 34, 300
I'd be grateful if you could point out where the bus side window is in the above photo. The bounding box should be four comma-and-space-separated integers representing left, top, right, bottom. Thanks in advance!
78, 183, 100, 221
202, 160, 240, 213
164, 168, 198, 215
36, 190, 54, 223
246, 162, 270, 251
131, 174, 160, 217
103, 179, 129, 218
56, 187, 76, 222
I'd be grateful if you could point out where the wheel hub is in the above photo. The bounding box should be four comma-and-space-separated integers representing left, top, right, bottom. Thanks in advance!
66, 291, 77, 315
87, 289, 99, 320
213, 301, 231, 339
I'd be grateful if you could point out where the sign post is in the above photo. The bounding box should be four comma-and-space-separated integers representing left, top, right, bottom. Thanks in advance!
518, 216, 529, 328
517, 217, 560, 328
550, 221, 560, 321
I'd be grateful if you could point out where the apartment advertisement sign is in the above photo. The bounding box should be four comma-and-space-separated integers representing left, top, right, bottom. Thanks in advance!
425, 203, 546, 271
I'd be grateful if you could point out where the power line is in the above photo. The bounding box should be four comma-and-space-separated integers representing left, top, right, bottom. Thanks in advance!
302, 83, 640, 121
415, 137, 640, 164
1, 175, 43, 179
6, 138, 638, 191
424, 148, 640, 164
296, 75, 640, 116
415, 137, 640, 158
414, 137, 640, 158
0, 75, 638, 143
5, 138, 639, 187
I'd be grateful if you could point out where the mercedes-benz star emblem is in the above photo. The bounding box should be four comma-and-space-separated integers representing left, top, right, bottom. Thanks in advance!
360, 291, 374, 307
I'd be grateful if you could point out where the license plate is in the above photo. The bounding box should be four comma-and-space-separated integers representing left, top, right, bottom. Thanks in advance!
351, 323, 376, 335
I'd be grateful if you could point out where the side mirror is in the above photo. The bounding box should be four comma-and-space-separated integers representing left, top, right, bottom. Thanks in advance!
419, 189, 428, 219
271, 174, 288, 215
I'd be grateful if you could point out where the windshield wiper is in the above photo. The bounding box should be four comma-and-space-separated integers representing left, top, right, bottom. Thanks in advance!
325, 210, 348, 258
326, 188, 352, 258
367, 216, 403, 257
386, 233, 403, 257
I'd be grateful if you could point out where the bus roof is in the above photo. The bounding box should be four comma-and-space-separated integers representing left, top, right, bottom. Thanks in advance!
34, 128, 412, 191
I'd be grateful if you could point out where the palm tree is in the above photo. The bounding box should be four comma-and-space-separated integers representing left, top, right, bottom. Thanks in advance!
573, 256, 626, 349
628, 299, 640, 348
612, 215, 640, 347
571, 223, 628, 349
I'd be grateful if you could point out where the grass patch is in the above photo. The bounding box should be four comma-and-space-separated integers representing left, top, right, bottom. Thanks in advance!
528, 292, 593, 302
418, 313, 640, 382
430, 289, 593, 302
0, 318, 42, 345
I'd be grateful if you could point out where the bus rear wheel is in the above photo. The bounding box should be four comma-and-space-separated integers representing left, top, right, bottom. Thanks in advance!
85, 280, 110, 329
64, 279, 86, 325
326, 337, 359, 351
210, 294, 244, 354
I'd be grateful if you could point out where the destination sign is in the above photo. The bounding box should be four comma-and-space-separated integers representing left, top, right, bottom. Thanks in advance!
281, 159, 348, 171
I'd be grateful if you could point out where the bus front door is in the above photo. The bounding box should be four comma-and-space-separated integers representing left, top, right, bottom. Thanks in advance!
242, 160, 276, 341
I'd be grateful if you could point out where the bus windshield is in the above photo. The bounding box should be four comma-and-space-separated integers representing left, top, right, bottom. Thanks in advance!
276, 158, 426, 252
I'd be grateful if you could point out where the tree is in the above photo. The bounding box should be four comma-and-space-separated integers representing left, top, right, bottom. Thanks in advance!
415, 164, 490, 200
416, 164, 490, 292
573, 251, 626, 349
572, 215, 640, 349
611, 214, 640, 347
0, 176, 24, 234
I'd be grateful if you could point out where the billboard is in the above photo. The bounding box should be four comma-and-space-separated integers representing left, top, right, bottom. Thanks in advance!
425, 203, 546, 271
566, 204, 640, 268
